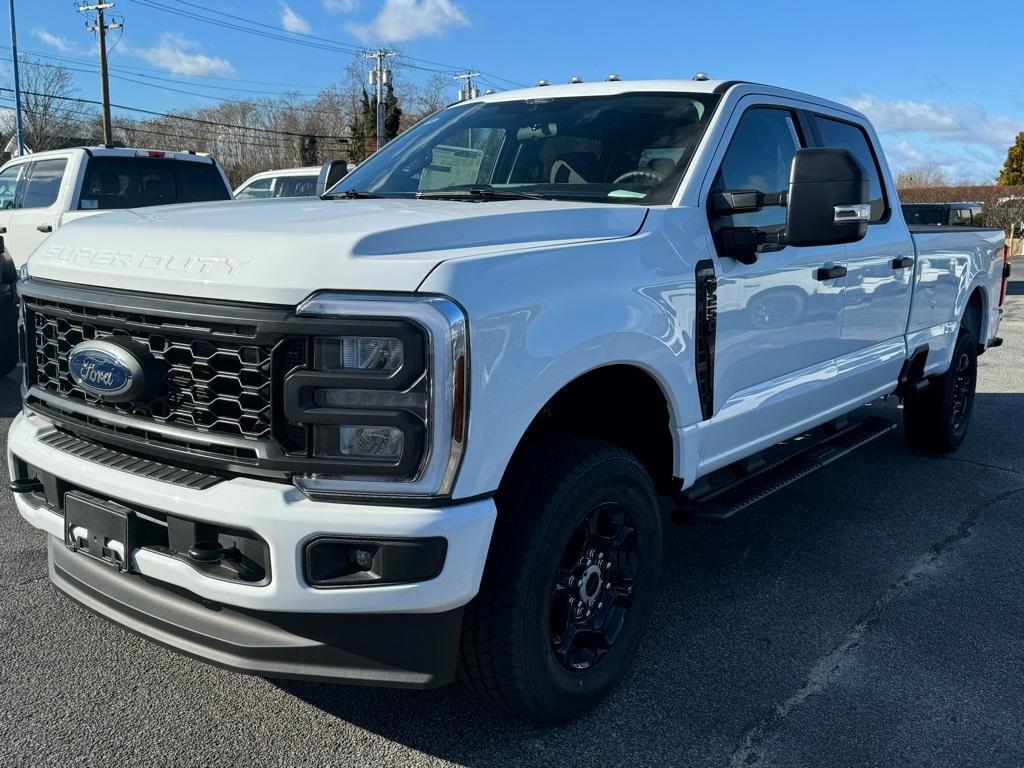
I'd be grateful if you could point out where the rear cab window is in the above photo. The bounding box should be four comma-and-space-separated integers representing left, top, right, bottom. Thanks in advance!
78, 156, 230, 210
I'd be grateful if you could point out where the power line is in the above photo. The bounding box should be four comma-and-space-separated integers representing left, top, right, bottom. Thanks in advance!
125, 0, 528, 88
0, 86, 351, 141
0, 94, 334, 152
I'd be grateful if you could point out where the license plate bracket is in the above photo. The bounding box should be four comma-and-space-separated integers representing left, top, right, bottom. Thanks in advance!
64, 491, 136, 572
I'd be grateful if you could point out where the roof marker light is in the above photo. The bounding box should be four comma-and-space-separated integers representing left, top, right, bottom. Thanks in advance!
606, 73, 621, 82
568, 75, 584, 84
692, 72, 710, 81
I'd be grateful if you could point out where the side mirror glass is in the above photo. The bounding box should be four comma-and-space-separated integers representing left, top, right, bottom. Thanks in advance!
316, 159, 350, 197
785, 148, 869, 247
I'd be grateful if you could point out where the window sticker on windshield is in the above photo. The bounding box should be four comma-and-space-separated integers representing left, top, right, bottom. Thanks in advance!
80, 199, 98, 209
420, 145, 485, 190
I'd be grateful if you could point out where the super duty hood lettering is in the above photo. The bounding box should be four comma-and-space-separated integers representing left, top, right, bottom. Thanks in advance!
26, 198, 648, 303
39, 244, 251, 277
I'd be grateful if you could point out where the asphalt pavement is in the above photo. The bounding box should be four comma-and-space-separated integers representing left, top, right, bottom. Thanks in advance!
1, 263, 1022, 768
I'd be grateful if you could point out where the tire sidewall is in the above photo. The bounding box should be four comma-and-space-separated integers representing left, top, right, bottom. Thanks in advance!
938, 331, 978, 447
517, 454, 662, 718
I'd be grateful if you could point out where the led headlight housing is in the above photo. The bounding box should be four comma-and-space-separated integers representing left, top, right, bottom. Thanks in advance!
286, 294, 467, 501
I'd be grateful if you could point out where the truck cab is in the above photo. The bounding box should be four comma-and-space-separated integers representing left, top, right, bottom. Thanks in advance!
6, 79, 1008, 723
0, 146, 233, 266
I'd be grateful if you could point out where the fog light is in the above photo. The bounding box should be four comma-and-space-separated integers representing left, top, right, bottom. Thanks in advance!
304, 537, 448, 587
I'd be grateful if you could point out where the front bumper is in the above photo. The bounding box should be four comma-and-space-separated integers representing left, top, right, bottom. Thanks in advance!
9, 410, 496, 685
48, 537, 463, 687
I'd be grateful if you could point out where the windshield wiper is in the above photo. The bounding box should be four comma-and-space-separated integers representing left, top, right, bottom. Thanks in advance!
416, 187, 547, 202
321, 189, 386, 200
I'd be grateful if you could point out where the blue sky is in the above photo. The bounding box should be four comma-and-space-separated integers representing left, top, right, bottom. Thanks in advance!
4, 0, 1023, 182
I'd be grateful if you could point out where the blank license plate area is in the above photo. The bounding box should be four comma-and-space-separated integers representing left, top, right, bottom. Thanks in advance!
64, 492, 134, 571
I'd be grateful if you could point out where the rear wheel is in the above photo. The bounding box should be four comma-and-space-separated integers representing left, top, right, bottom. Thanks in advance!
458, 437, 662, 723
903, 328, 978, 453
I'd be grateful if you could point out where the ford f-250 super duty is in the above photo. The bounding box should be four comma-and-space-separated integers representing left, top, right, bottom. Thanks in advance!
7, 79, 1010, 723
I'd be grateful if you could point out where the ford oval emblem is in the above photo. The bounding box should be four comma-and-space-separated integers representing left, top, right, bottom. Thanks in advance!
68, 340, 145, 402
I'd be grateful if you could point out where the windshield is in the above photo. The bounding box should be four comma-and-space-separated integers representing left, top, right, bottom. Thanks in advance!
331, 92, 720, 205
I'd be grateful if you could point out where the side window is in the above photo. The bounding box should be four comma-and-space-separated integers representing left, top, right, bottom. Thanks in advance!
0, 165, 23, 210
811, 115, 887, 222
235, 177, 275, 200
20, 158, 68, 209
712, 107, 802, 233
235, 179, 270, 199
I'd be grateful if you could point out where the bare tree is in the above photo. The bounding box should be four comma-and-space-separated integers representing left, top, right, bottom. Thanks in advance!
895, 163, 949, 189
17, 60, 96, 151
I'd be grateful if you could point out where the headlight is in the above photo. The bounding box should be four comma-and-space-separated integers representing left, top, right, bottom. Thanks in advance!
285, 293, 467, 501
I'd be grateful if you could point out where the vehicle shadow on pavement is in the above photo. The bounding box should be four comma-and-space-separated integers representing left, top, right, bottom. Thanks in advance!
273, 394, 1024, 768
0, 368, 21, 419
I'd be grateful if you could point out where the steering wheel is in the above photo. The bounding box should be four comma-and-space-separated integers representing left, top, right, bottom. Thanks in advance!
612, 168, 664, 186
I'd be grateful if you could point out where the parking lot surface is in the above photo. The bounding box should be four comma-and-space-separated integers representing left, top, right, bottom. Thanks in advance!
2, 263, 1022, 768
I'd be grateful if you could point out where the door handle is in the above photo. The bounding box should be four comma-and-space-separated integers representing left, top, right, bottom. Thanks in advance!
814, 265, 847, 281
36, 224, 53, 233
891, 256, 914, 269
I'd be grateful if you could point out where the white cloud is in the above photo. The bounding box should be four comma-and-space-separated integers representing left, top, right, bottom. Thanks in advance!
844, 93, 1024, 183
32, 28, 80, 54
323, 0, 359, 12
846, 93, 1019, 151
131, 33, 235, 77
280, 4, 312, 34
347, 0, 468, 43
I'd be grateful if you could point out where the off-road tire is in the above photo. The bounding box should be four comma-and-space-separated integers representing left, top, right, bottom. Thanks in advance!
903, 328, 978, 453
458, 437, 662, 723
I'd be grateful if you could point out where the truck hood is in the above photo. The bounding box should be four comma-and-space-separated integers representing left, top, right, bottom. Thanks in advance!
29, 197, 648, 304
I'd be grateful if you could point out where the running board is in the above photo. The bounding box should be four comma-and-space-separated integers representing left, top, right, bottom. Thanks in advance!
673, 416, 897, 524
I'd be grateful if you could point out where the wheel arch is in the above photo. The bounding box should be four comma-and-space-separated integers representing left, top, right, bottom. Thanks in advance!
495, 363, 682, 498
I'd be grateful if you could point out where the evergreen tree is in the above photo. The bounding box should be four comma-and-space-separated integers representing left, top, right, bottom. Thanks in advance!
998, 131, 1024, 185
383, 81, 402, 142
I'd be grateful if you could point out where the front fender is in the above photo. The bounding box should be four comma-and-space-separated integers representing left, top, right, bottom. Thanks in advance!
421, 219, 706, 499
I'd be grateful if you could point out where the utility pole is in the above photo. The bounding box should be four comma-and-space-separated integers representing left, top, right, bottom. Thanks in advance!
77, 2, 121, 146
363, 48, 395, 152
7, 0, 24, 154
454, 71, 480, 102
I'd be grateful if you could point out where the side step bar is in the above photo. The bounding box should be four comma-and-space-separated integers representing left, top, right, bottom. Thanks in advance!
673, 416, 897, 524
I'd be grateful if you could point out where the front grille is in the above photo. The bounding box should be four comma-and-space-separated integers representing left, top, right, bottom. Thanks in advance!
30, 299, 275, 441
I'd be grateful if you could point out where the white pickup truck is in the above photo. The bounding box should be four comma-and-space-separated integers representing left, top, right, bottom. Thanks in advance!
7, 79, 1010, 723
0, 147, 233, 374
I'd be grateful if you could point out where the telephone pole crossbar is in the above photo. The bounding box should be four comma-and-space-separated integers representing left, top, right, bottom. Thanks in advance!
454, 72, 481, 102
363, 48, 396, 152
77, 1, 121, 146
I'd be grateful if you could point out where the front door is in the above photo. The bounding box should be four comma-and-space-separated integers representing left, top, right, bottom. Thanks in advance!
6, 156, 70, 266
699, 102, 848, 471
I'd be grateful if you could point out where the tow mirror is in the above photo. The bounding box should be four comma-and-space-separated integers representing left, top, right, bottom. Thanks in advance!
316, 159, 350, 196
785, 148, 869, 247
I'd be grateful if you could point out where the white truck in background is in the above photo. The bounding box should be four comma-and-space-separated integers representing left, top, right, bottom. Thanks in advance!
7, 79, 1009, 722
0, 146, 233, 374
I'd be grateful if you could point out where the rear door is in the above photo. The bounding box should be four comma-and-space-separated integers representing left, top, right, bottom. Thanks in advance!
700, 99, 848, 468
807, 111, 913, 391
6, 155, 71, 266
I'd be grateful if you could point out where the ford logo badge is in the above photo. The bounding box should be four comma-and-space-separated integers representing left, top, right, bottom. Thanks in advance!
68, 340, 146, 402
